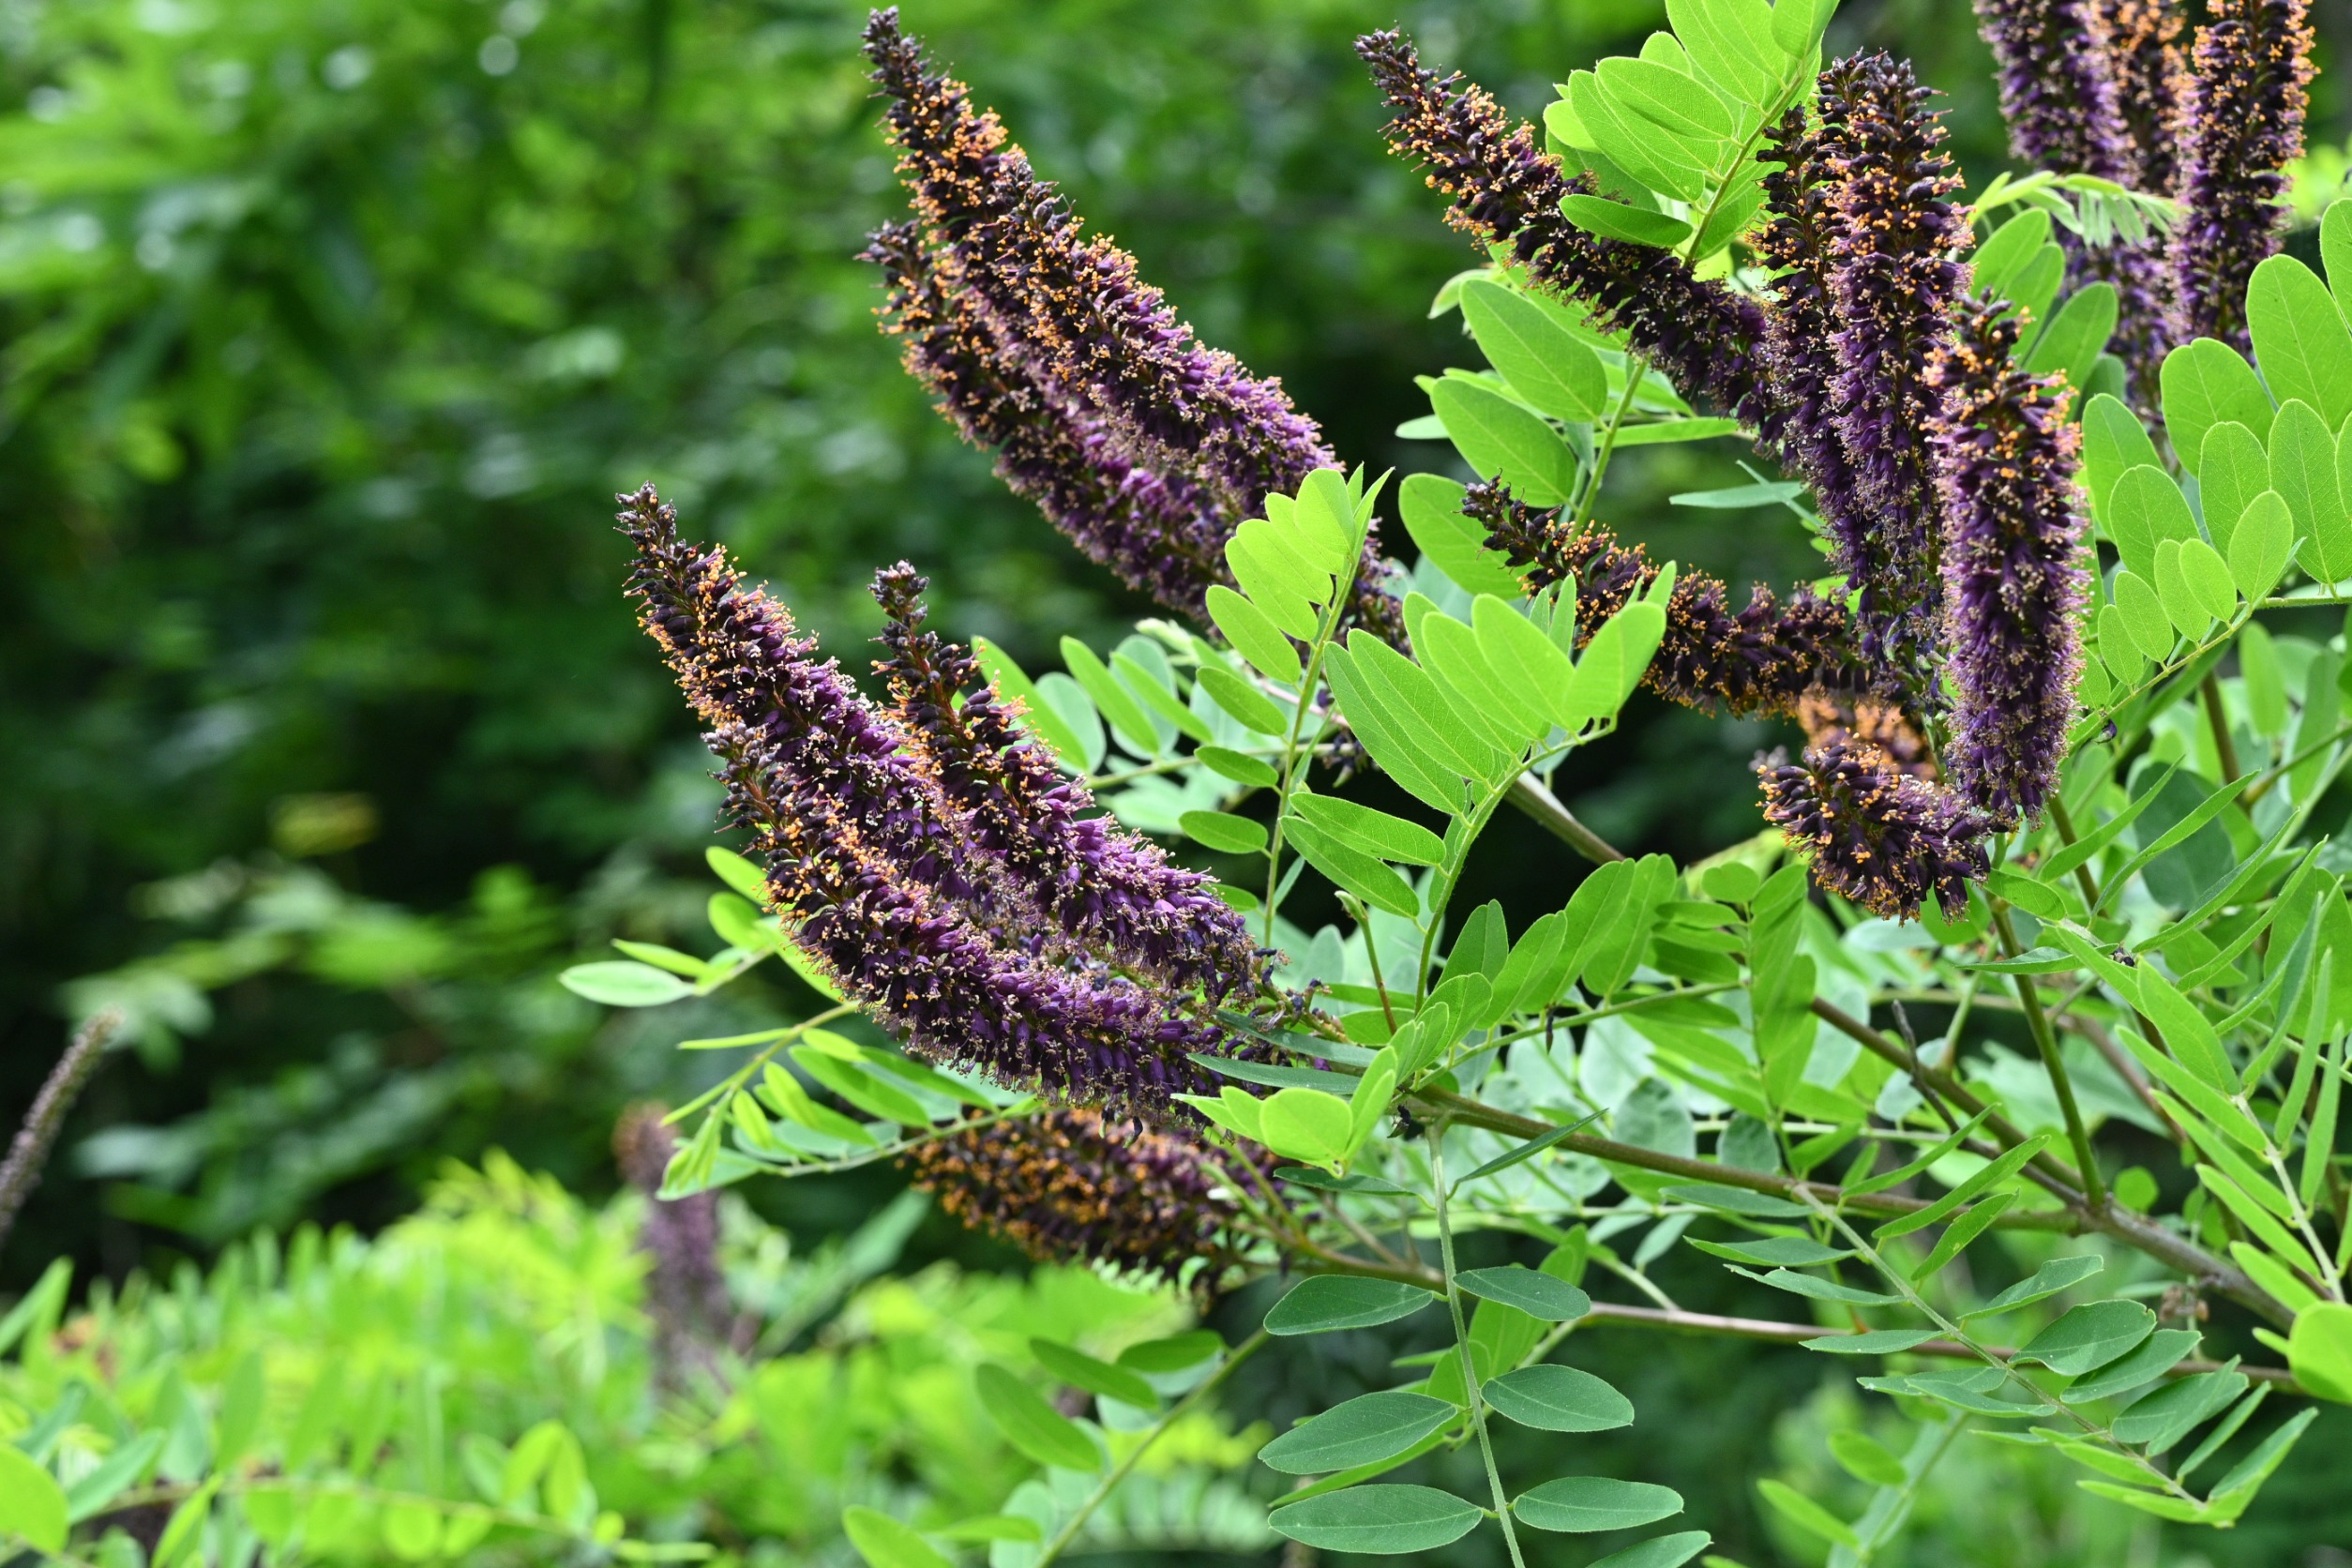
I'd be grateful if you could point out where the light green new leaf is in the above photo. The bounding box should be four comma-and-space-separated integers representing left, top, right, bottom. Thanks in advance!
2287, 1303, 2352, 1403
560, 961, 693, 1007
1195, 665, 1289, 737
1559, 192, 1696, 249
1322, 646, 1468, 814
2106, 464, 2197, 580
1290, 793, 1447, 865
2177, 537, 2237, 622
2153, 539, 2212, 637
0, 1449, 68, 1555
1430, 377, 1577, 505
1180, 810, 1268, 855
1460, 279, 1607, 422
2161, 338, 2273, 472
2230, 490, 2296, 601
2272, 399, 2352, 582
2199, 420, 2269, 551
1756, 1479, 1860, 1550
843, 1509, 952, 1568
1976, 210, 2054, 303
1398, 474, 1526, 596
1258, 1087, 1358, 1168
2110, 570, 2175, 660
1226, 527, 1323, 641
1348, 631, 1510, 780
2026, 281, 2118, 393
2248, 255, 2352, 427
1419, 611, 1548, 747
1474, 595, 1577, 727
1205, 585, 1304, 686
1062, 637, 1162, 755
2328, 200, 2352, 323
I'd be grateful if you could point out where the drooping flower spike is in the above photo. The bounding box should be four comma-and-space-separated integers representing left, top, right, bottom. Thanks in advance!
1354, 30, 1782, 448
1819, 53, 1972, 678
1926, 299, 2090, 826
622, 486, 1246, 1117
2168, 0, 2314, 349
862, 11, 1406, 646
869, 561, 1264, 1001
866, 223, 1237, 622
1757, 742, 1992, 921
902, 1107, 1269, 1288
1463, 481, 1863, 719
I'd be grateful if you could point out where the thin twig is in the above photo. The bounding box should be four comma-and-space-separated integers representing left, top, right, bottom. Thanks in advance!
0, 1010, 120, 1255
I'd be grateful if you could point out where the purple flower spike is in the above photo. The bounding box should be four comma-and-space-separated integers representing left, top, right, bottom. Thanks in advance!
866, 223, 1236, 622
1354, 30, 1779, 445
1821, 53, 1972, 678
1757, 102, 1885, 652
862, 10, 1330, 512
622, 486, 1242, 1117
870, 562, 1265, 1002
1463, 481, 1863, 718
1972, 0, 2174, 404
2168, 0, 2314, 349
1926, 301, 2090, 826
2094, 0, 2189, 195
1758, 742, 1991, 920
903, 1107, 1268, 1288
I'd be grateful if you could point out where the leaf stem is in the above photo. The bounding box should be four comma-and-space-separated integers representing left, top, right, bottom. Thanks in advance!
1429, 1123, 1530, 1567
1032, 1328, 1273, 1568
1991, 905, 2106, 1214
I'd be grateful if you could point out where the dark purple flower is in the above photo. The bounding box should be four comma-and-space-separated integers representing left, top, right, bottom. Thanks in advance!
2094, 0, 2188, 194
870, 561, 1265, 1001
866, 223, 1235, 622
1926, 300, 2090, 825
861, 19, 1404, 645
1972, 0, 2174, 405
622, 486, 1240, 1117
903, 1106, 1267, 1287
1463, 481, 1863, 718
1757, 103, 1886, 659
1757, 743, 1991, 920
2168, 0, 2314, 349
1795, 694, 1938, 780
1354, 31, 1780, 446
862, 14, 1319, 507
1821, 53, 1972, 678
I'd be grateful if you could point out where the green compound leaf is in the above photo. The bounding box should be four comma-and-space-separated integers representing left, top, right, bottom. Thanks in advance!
1559, 193, 1695, 249
1179, 809, 1268, 855
1513, 1476, 1684, 1533
1586, 1530, 1713, 1568
2015, 1301, 2159, 1377
1429, 375, 1577, 505
1398, 474, 1526, 598
1482, 1364, 1635, 1432
560, 961, 694, 1007
1756, 1478, 1859, 1550
2161, 338, 2274, 475
2066, 1329, 2202, 1402
1268, 1485, 1482, 1554
1265, 1275, 1441, 1335
1206, 585, 1303, 686
972, 1364, 1101, 1472
1801, 1328, 1943, 1355
1455, 1265, 1592, 1321
2230, 490, 2296, 601
1285, 819, 1422, 918
1289, 793, 1447, 866
2198, 420, 2269, 551
1961, 1254, 2105, 1319
1119, 1330, 1226, 1374
2248, 254, 2352, 427
1195, 664, 1289, 737
1259, 1391, 1457, 1474
0, 1448, 68, 1555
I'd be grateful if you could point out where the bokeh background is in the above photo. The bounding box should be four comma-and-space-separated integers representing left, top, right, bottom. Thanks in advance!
4, 0, 2349, 1561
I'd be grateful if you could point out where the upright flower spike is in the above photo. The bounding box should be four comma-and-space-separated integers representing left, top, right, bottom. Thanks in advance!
614, 1105, 735, 1386
1463, 481, 1863, 718
1756, 102, 1889, 658
623, 487, 1241, 1117
1821, 53, 1972, 677
1926, 300, 2090, 825
865, 224, 1237, 621
2094, 0, 2188, 195
2168, 0, 2314, 349
1757, 743, 1990, 920
902, 1107, 1264, 1288
862, 16, 1403, 644
869, 562, 1264, 1002
1972, 0, 2173, 402
1355, 30, 1781, 445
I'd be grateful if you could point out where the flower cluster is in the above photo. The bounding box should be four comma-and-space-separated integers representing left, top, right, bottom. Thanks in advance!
1927, 301, 2091, 824
862, 10, 1404, 645
901, 1108, 1264, 1287
623, 486, 1258, 1117
2168, 0, 2314, 349
1352, 31, 1780, 446
1757, 744, 1992, 920
613, 1104, 736, 1385
1464, 481, 1862, 718
2098, 0, 2188, 194
1819, 53, 1971, 675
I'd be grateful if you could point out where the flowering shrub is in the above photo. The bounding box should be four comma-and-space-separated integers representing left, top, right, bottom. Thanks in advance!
563, 0, 2352, 1560
16, 0, 2352, 1562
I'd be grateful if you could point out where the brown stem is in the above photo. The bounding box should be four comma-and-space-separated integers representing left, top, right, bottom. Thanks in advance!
2201, 673, 2243, 789
0, 1011, 120, 1255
